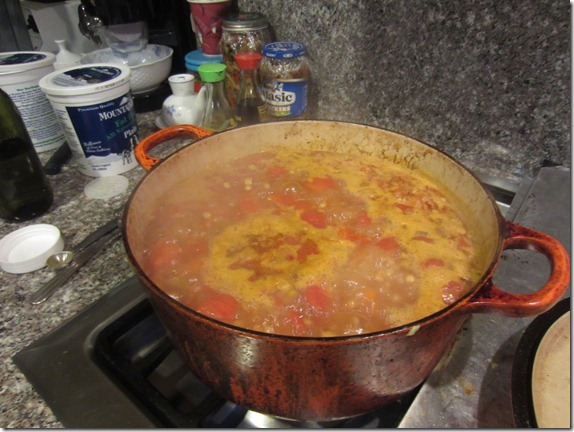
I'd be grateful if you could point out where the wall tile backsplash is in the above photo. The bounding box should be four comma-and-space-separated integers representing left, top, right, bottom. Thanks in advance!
239, 0, 570, 183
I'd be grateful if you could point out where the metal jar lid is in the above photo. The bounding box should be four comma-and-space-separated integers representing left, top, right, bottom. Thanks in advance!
263, 42, 306, 59
222, 12, 269, 31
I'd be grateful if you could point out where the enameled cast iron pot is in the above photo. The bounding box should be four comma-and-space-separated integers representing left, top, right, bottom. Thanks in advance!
123, 121, 570, 421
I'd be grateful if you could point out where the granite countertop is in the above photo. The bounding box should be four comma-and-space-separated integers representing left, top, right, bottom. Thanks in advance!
0, 111, 168, 428
0, 111, 523, 428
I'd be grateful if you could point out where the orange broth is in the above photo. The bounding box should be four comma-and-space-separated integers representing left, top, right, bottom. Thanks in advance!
142, 147, 482, 336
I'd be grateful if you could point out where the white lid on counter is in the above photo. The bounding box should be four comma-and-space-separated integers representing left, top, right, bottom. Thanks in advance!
0, 224, 64, 274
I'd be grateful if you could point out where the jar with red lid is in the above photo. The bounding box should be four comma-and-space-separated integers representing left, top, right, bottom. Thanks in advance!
220, 12, 271, 107
234, 52, 267, 126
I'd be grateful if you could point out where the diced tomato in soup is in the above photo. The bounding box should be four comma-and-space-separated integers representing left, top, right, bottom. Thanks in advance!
142, 148, 481, 337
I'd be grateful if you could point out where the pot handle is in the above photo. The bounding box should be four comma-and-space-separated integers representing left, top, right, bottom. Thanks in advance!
135, 125, 214, 171
465, 220, 570, 317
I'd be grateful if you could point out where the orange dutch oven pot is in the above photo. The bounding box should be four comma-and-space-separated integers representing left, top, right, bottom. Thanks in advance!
123, 121, 569, 421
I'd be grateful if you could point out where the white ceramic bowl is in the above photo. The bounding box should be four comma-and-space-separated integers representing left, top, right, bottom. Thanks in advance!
0, 224, 64, 274
81, 44, 173, 94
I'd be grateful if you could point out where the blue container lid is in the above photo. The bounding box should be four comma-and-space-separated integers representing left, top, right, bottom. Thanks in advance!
262, 42, 306, 59
185, 50, 224, 72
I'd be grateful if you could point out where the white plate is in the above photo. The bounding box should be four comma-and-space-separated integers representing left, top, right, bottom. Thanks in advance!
512, 298, 571, 428
531, 310, 570, 427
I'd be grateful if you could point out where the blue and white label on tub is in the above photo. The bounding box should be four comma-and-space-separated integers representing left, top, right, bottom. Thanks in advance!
66, 93, 138, 177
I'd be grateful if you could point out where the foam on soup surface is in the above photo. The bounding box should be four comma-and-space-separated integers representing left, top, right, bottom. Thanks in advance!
142, 148, 482, 336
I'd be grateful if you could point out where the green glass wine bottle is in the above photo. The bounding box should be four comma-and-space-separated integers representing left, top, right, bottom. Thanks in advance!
0, 89, 53, 222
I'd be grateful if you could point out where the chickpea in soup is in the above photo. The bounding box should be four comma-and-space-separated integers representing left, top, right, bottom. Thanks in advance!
142, 147, 482, 337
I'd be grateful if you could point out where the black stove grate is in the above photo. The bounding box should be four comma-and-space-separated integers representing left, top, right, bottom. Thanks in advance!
93, 299, 236, 427
93, 298, 421, 428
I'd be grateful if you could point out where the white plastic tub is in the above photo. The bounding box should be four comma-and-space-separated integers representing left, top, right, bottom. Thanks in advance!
0, 51, 66, 153
39, 64, 139, 177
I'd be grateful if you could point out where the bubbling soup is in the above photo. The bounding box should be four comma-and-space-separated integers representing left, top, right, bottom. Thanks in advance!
141, 147, 483, 337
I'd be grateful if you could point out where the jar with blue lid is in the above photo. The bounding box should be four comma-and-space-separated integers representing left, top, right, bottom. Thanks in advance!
260, 42, 311, 120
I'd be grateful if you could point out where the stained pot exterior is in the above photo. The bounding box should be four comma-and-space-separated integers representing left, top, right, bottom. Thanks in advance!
142, 275, 467, 420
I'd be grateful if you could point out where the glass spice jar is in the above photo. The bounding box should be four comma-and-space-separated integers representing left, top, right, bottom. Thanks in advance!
260, 41, 311, 120
220, 12, 271, 107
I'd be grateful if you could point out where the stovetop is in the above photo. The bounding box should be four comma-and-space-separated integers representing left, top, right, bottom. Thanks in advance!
13, 166, 571, 428
94, 287, 420, 428
12, 273, 420, 428
106, 290, 428, 427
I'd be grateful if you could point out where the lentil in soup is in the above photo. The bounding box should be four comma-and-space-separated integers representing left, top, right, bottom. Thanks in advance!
142, 147, 482, 336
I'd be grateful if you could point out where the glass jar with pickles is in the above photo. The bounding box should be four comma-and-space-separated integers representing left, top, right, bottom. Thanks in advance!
220, 12, 272, 107
260, 41, 311, 120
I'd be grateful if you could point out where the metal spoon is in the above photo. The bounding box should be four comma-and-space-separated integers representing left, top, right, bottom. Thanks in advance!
30, 228, 121, 305
46, 251, 75, 270
45, 216, 120, 271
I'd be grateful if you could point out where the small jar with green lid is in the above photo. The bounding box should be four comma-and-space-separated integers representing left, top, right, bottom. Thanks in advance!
198, 63, 236, 132
185, 50, 224, 92
220, 12, 272, 107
